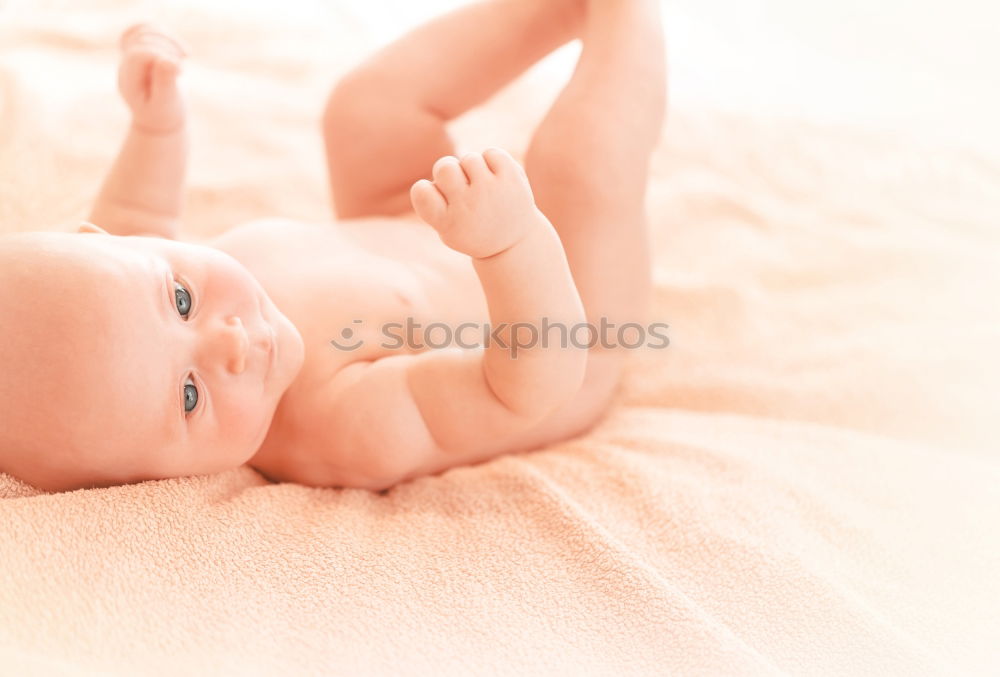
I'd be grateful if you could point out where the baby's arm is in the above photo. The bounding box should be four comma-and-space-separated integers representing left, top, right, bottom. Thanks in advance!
89, 24, 188, 239
288, 150, 588, 491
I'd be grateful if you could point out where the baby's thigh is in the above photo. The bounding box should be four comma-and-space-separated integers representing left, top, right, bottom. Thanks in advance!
322, 77, 454, 220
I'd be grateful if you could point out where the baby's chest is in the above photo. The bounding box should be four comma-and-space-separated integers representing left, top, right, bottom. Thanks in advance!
212, 217, 485, 367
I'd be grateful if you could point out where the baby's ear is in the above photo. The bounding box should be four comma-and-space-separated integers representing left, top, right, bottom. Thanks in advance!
77, 221, 109, 235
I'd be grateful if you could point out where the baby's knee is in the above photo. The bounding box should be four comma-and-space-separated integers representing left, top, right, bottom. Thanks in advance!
323, 70, 379, 137
323, 64, 400, 128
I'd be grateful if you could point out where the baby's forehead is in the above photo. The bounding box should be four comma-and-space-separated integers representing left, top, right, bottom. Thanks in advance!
1, 231, 168, 359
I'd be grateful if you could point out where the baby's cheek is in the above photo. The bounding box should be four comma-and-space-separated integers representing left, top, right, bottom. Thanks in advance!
219, 394, 272, 460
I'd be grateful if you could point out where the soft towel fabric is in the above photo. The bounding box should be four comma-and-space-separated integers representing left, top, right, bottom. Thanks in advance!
1, 1, 998, 675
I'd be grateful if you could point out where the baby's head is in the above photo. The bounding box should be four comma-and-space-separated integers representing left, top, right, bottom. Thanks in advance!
0, 224, 305, 492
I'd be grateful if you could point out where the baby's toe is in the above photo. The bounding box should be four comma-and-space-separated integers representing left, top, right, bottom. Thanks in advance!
149, 58, 181, 97
120, 22, 155, 47
155, 57, 180, 78
459, 152, 491, 183
121, 23, 188, 58
431, 156, 468, 198
482, 147, 520, 175
410, 179, 448, 227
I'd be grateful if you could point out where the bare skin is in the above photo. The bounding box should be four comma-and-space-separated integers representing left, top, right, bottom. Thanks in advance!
0, 0, 666, 492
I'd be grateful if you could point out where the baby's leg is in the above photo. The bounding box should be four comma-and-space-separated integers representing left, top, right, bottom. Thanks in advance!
323, 0, 582, 218
516, 0, 668, 437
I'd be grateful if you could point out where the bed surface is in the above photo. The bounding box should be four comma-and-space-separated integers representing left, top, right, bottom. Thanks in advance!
1, 1, 998, 674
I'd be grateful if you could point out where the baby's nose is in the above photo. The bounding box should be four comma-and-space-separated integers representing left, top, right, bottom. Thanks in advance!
202, 315, 249, 375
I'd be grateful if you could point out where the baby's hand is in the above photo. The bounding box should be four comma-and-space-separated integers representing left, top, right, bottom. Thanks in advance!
411, 149, 538, 259
117, 23, 188, 134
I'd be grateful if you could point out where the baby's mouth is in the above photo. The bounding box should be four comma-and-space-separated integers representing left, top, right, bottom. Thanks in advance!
263, 323, 277, 377
250, 322, 276, 378
253, 289, 277, 378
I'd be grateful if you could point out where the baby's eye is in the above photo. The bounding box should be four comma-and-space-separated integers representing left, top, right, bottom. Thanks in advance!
183, 376, 199, 414
174, 281, 193, 318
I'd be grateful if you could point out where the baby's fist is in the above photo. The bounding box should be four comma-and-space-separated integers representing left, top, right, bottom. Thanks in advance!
117, 23, 188, 133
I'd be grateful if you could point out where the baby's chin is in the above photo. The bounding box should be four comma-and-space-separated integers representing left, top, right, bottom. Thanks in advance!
264, 293, 305, 392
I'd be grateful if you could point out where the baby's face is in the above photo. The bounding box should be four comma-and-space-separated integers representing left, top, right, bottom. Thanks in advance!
0, 226, 304, 491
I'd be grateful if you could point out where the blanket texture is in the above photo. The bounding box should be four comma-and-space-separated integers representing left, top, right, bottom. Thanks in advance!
2, 1, 998, 675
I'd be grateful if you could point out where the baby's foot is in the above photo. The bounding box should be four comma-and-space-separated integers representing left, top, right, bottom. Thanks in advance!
410, 149, 548, 259
117, 23, 188, 134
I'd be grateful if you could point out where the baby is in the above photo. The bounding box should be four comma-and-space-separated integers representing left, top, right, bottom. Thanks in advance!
0, 0, 666, 492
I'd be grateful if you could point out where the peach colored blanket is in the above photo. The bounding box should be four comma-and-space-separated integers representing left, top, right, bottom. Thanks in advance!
2, 2, 998, 675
